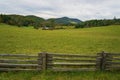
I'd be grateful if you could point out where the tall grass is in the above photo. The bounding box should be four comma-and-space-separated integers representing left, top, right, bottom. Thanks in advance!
0, 71, 120, 80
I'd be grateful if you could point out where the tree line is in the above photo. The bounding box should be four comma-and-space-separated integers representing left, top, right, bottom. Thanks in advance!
0, 14, 56, 29
75, 17, 120, 28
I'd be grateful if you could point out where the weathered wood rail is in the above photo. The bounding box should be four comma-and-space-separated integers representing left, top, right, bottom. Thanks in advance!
0, 51, 120, 72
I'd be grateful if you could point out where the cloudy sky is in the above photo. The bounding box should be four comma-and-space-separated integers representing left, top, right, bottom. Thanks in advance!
0, 0, 120, 20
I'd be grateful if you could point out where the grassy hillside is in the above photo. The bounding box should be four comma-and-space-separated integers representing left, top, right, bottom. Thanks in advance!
0, 24, 120, 54
0, 24, 120, 80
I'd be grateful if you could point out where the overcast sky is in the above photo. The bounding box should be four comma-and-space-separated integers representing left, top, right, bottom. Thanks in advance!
0, 0, 120, 20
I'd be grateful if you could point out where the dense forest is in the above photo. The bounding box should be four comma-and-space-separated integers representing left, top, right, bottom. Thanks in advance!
0, 14, 45, 29
0, 14, 120, 29
75, 17, 120, 28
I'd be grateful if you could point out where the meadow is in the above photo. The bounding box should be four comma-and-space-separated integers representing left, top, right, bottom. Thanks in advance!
0, 24, 120, 80
0, 24, 120, 55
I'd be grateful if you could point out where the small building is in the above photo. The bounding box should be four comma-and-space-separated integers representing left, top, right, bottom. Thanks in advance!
42, 26, 54, 30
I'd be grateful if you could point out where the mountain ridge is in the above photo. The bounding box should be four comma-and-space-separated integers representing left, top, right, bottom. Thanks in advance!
8, 14, 82, 24
47, 17, 82, 25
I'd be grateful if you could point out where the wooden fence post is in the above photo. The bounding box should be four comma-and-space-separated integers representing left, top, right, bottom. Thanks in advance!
47, 54, 53, 70
96, 53, 102, 71
106, 53, 113, 71
41, 52, 47, 71
38, 53, 42, 71
96, 51, 107, 71
101, 51, 107, 71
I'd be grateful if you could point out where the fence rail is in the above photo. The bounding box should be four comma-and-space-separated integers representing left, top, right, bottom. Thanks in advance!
0, 51, 120, 72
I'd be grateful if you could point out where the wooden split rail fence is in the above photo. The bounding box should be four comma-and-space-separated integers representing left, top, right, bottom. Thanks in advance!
0, 51, 120, 72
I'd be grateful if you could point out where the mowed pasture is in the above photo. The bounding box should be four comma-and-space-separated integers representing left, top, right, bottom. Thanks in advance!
0, 24, 120, 80
0, 24, 120, 54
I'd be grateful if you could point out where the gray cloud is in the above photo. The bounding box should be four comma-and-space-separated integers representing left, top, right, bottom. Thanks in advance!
0, 0, 120, 20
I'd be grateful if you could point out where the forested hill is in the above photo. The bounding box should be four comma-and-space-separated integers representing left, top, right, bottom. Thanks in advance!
48, 17, 82, 25
0, 14, 81, 28
25, 15, 45, 23
0, 14, 44, 28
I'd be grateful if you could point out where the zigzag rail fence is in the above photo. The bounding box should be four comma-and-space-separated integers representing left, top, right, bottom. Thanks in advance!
0, 51, 120, 72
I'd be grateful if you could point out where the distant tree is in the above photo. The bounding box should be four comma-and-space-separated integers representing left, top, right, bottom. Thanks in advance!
49, 19, 55, 29
75, 22, 84, 28
43, 19, 56, 30
47, 19, 55, 29
0, 14, 11, 24
0, 14, 2, 23
33, 22, 40, 29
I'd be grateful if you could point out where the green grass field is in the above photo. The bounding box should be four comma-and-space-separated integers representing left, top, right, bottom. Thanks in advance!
0, 24, 120, 54
0, 71, 120, 80
0, 24, 120, 80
